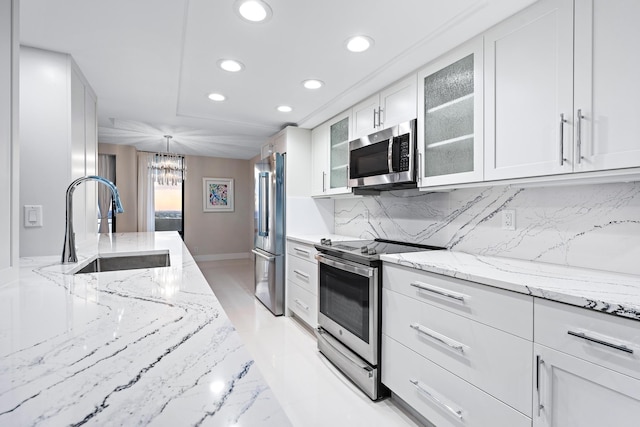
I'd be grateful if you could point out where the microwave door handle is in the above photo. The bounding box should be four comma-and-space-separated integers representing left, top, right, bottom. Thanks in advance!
388, 139, 394, 173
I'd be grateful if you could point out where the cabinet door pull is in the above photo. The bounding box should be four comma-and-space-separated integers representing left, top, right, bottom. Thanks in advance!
559, 113, 568, 166
410, 323, 466, 353
293, 247, 310, 255
567, 330, 634, 354
536, 355, 545, 416
410, 281, 467, 303
293, 269, 310, 280
322, 171, 326, 193
294, 299, 309, 311
576, 109, 585, 164
378, 107, 384, 128
409, 379, 463, 420
373, 108, 378, 128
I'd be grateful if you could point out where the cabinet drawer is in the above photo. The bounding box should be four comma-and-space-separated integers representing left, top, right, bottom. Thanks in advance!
287, 255, 318, 295
534, 299, 640, 380
287, 281, 317, 328
383, 288, 532, 415
287, 241, 317, 262
382, 336, 531, 427
383, 264, 533, 339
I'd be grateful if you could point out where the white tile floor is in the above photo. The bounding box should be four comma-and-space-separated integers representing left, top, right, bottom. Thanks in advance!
198, 259, 423, 427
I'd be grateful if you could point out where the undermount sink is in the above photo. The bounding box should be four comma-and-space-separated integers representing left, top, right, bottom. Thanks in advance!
72, 250, 171, 274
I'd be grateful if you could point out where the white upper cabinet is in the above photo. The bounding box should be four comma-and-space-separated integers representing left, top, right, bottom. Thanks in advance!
417, 37, 484, 187
311, 123, 329, 197
484, 0, 574, 181
352, 94, 379, 138
573, 0, 640, 172
352, 74, 417, 139
485, 0, 640, 181
311, 110, 352, 197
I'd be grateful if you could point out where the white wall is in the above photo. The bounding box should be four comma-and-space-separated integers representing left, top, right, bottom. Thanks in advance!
19, 46, 97, 257
0, 0, 19, 284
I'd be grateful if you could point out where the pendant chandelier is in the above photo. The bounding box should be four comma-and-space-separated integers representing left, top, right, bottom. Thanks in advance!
149, 135, 187, 186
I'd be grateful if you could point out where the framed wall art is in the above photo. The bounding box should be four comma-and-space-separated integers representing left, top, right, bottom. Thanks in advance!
203, 177, 234, 212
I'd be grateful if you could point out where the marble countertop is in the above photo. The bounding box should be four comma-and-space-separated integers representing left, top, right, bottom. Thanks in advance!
0, 232, 291, 426
381, 250, 640, 321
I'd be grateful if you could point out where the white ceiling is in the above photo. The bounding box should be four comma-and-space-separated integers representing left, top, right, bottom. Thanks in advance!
19, 0, 536, 159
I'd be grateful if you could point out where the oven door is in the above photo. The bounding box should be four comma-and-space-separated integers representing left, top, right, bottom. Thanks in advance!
316, 254, 378, 366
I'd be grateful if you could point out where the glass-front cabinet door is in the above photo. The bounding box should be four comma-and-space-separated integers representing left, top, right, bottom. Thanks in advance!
417, 37, 483, 187
327, 110, 351, 194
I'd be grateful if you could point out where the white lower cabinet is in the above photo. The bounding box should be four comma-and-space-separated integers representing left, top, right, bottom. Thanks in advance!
287, 281, 317, 328
534, 343, 640, 427
383, 336, 531, 427
285, 239, 318, 328
533, 298, 640, 427
383, 289, 532, 415
382, 265, 533, 425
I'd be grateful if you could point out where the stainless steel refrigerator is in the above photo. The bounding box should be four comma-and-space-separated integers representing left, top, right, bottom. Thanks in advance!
252, 152, 285, 315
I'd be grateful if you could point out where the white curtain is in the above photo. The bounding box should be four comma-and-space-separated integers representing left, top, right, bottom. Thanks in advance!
137, 152, 155, 232
98, 154, 116, 233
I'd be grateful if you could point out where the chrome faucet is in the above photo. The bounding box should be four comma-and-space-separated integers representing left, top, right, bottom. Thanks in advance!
61, 175, 124, 264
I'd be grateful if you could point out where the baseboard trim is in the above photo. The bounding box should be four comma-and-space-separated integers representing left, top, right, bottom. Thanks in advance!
194, 252, 251, 262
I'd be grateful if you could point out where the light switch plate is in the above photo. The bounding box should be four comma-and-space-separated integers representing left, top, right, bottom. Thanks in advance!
24, 205, 43, 227
502, 209, 515, 230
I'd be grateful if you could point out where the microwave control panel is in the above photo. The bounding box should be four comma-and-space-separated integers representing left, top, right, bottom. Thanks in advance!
396, 134, 410, 172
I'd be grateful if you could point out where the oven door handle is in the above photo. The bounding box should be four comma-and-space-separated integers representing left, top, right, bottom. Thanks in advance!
315, 254, 375, 277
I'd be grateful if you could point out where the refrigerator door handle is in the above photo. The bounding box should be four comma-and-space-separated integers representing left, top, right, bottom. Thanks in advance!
258, 172, 269, 237
252, 249, 275, 261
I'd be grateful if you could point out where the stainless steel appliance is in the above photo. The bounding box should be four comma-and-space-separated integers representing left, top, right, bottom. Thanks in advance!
314, 238, 444, 400
348, 119, 417, 192
253, 153, 285, 316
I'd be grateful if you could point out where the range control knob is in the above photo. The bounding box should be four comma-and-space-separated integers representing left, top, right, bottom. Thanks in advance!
367, 248, 377, 255
320, 238, 332, 246
361, 246, 369, 253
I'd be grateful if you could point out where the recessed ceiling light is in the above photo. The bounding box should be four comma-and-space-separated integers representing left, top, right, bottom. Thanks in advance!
277, 105, 292, 113
234, 0, 272, 23
218, 59, 244, 72
208, 93, 226, 102
302, 79, 324, 90
346, 35, 374, 53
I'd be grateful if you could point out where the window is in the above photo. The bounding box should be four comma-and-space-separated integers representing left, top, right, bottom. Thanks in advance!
154, 182, 184, 237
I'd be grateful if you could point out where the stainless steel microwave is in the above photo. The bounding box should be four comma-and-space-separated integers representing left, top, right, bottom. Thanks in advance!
348, 119, 417, 192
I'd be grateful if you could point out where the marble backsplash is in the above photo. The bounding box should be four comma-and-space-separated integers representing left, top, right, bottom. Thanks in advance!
334, 181, 640, 275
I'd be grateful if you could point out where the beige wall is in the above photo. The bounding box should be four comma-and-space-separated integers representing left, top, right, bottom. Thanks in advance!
184, 155, 252, 258
96, 144, 252, 257
98, 143, 138, 232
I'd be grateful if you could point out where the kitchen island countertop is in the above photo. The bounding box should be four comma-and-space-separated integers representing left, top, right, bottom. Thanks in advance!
381, 250, 640, 321
0, 232, 291, 426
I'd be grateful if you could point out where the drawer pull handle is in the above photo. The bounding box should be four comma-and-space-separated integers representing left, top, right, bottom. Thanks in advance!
567, 330, 634, 354
410, 323, 466, 353
293, 269, 310, 280
409, 379, 463, 420
294, 299, 309, 311
294, 247, 311, 255
410, 281, 467, 303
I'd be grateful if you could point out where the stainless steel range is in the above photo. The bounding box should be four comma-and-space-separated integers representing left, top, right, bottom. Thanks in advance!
314, 238, 444, 400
